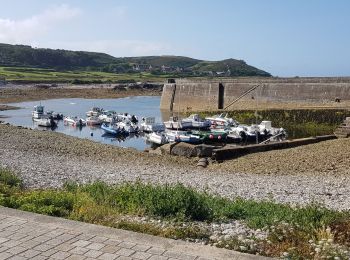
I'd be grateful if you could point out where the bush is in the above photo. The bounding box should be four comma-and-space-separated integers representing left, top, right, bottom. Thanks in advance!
82, 182, 212, 221
0, 168, 22, 188
5, 190, 75, 217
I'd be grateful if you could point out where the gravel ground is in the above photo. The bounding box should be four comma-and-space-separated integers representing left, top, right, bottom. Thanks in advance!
0, 84, 160, 103
1, 124, 350, 211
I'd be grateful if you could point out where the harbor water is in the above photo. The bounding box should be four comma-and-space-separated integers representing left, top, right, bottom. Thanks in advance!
1, 96, 162, 151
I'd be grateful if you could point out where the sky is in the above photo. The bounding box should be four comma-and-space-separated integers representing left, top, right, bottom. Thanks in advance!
0, 0, 349, 77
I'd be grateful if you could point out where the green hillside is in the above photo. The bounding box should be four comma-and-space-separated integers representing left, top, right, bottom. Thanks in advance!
193, 59, 270, 77
0, 43, 271, 78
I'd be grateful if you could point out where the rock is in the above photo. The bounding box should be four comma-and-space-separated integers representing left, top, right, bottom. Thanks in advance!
149, 148, 162, 155
194, 144, 216, 157
197, 161, 208, 168
159, 142, 177, 155
171, 142, 197, 157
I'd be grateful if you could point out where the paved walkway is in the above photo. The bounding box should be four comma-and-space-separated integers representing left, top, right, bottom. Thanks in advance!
0, 207, 267, 260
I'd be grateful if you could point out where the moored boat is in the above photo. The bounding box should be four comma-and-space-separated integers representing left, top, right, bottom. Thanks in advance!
86, 116, 102, 125
115, 121, 139, 133
146, 132, 169, 145
164, 116, 192, 130
33, 117, 54, 127
46, 111, 63, 120
98, 110, 117, 123
166, 130, 202, 143
182, 114, 211, 129
193, 130, 228, 142
86, 107, 104, 117
205, 113, 238, 127
32, 105, 44, 119
140, 117, 165, 133
64, 116, 86, 127
101, 123, 127, 135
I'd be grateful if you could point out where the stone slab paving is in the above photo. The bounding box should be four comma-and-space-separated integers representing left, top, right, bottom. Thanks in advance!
0, 207, 269, 260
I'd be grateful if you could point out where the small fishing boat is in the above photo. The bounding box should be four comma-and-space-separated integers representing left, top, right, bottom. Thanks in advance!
164, 116, 192, 130
257, 121, 286, 137
64, 116, 86, 127
140, 117, 165, 133
230, 124, 259, 141
98, 110, 117, 123
146, 132, 169, 145
182, 114, 211, 129
166, 130, 202, 143
86, 107, 104, 117
205, 113, 238, 127
33, 117, 54, 127
32, 105, 44, 119
101, 123, 127, 135
86, 116, 102, 125
115, 113, 139, 124
115, 121, 139, 133
46, 111, 63, 120
192, 130, 228, 142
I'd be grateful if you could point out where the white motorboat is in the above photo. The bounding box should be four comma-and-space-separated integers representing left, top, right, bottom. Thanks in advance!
86, 107, 104, 117
230, 124, 259, 141
181, 114, 211, 129
257, 121, 286, 137
86, 116, 102, 125
164, 116, 192, 130
101, 123, 127, 136
115, 121, 139, 133
33, 117, 53, 127
98, 110, 117, 123
64, 116, 86, 127
146, 132, 169, 145
32, 105, 44, 119
140, 117, 165, 133
205, 113, 238, 127
166, 130, 202, 143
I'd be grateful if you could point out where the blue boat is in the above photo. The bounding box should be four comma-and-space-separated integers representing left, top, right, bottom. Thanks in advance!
101, 123, 127, 136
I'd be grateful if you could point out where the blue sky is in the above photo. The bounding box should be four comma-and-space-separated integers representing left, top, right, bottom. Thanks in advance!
0, 0, 349, 76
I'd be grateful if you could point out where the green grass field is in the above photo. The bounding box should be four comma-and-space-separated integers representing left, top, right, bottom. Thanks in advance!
0, 66, 172, 83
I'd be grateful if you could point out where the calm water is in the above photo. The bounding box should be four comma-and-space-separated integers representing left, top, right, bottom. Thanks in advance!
1, 96, 162, 151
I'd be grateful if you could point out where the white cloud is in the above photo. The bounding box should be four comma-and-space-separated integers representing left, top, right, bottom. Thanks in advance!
46, 40, 173, 57
0, 4, 81, 44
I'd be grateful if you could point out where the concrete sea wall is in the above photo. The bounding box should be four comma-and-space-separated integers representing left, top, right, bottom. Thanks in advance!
160, 77, 350, 112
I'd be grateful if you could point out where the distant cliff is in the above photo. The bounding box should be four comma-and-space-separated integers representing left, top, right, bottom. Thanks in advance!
0, 43, 270, 77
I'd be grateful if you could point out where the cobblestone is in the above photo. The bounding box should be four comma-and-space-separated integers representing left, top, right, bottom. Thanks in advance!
0, 207, 266, 260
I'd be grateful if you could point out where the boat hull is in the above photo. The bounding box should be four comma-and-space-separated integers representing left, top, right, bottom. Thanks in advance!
101, 124, 127, 135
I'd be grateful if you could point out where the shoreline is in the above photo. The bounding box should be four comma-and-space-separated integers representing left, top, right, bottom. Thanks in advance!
1, 123, 350, 211
0, 83, 162, 104
2, 84, 350, 111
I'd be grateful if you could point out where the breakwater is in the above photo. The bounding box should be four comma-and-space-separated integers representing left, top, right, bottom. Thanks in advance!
160, 77, 350, 111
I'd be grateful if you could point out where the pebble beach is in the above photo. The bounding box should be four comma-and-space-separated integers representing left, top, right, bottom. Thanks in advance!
1, 123, 350, 211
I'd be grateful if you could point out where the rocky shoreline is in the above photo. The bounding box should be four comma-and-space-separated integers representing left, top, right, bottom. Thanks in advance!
1, 123, 350, 211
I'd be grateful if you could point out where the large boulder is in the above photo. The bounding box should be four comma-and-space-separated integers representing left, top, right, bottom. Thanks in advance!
159, 142, 177, 155
171, 142, 197, 157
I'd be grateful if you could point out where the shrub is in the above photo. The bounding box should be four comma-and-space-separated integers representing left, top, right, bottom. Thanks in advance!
0, 168, 22, 188
5, 190, 75, 217
82, 182, 212, 221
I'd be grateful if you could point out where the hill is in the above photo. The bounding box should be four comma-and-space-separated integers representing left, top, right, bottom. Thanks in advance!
0, 43, 271, 77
